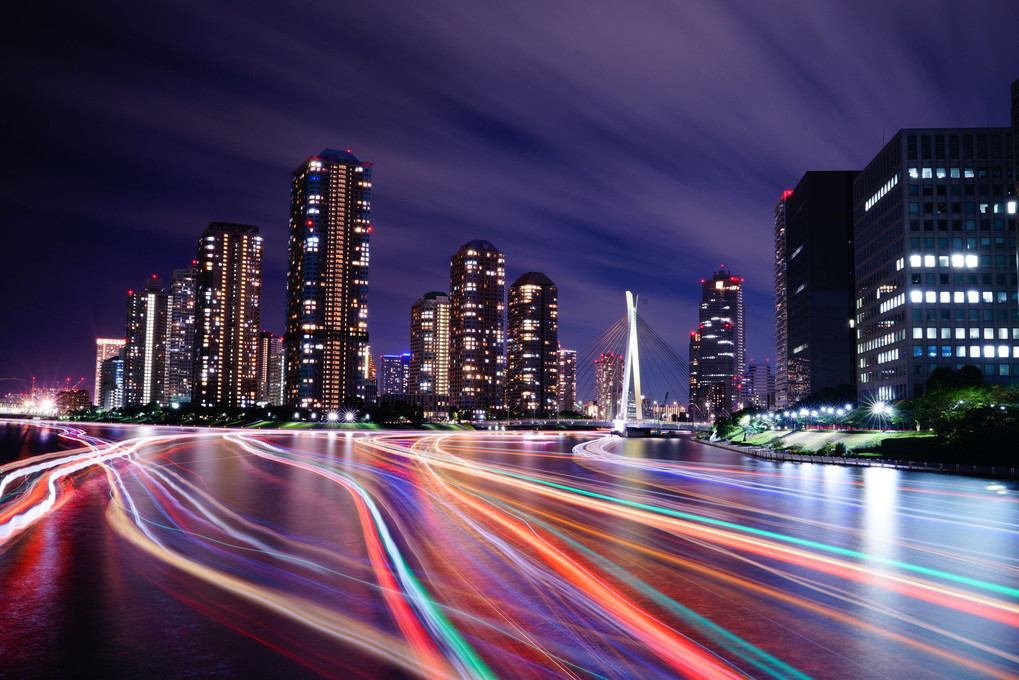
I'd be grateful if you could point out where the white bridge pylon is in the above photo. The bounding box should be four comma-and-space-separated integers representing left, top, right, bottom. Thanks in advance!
618, 291, 642, 422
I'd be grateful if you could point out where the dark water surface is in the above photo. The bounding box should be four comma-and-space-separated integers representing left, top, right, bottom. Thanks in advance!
0, 422, 1016, 679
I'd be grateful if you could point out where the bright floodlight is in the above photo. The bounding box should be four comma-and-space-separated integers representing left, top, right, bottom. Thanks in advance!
344, 411, 355, 422
326, 412, 338, 422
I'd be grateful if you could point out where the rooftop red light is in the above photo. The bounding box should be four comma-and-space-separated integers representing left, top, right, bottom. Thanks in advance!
782, 189, 794, 200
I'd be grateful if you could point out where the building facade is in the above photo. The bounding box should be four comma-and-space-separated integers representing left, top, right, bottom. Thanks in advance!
783, 171, 858, 402
165, 263, 197, 405
284, 149, 372, 410
506, 272, 559, 415
94, 338, 125, 406
56, 390, 89, 412
773, 191, 791, 409
687, 330, 702, 419
379, 353, 410, 396
192, 222, 263, 408
594, 352, 623, 420
556, 346, 577, 413
1013, 79, 1019, 200
745, 361, 776, 409
854, 128, 1017, 400
688, 270, 746, 420
99, 351, 125, 410
449, 240, 506, 419
123, 276, 168, 407
409, 292, 450, 400
256, 331, 284, 406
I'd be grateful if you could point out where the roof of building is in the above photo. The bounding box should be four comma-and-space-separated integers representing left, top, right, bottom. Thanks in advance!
319, 148, 362, 163
203, 222, 260, 235
510, 271, 555, 287
458, 239, 500, 254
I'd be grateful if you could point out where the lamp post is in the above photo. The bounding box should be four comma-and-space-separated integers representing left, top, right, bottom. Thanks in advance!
871, 401, 893, 430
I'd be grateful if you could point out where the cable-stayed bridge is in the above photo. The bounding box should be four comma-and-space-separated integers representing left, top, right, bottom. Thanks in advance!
574, 291, 693, 428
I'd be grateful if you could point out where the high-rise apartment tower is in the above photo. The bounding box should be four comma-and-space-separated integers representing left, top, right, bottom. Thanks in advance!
256, 331, 284, 406
165, 262, 197, 405
594, 352, 623, 420
123, 276, 168, 406
556, 346, 577, 413
506, 272, 559, 415
192, 222, 263, 408
449, 240, 505, 419
284, 149, 372, 410
409, 292, 450, 398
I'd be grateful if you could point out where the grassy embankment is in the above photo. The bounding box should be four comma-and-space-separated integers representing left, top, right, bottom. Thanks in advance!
727, 429, 935, 456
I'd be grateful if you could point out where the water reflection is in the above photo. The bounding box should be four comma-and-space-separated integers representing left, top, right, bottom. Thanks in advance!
0, 422, 1016, 679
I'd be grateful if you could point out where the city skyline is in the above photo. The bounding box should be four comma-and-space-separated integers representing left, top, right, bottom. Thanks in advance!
2, 2, 1018, 392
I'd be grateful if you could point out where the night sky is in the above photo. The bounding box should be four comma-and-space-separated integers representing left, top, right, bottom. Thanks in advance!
2, 0, 1017, 396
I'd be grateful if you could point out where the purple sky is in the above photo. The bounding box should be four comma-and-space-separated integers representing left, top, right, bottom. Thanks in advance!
2, 0, 1017, 396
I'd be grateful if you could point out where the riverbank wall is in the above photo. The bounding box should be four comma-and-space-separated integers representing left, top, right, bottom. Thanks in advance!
701, 438, 1016, 480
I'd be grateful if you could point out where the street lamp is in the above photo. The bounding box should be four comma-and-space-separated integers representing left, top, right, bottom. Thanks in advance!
871, 401, 893, 430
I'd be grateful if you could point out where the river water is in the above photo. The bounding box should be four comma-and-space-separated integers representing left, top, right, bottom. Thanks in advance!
0, 421, 1016, 679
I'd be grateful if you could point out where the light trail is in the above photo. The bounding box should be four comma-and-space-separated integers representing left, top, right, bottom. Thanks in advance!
1, 423, 1016, 679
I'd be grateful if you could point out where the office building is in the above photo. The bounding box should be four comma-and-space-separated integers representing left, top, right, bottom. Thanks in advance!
256, 331, 284, 406
688, 269, 746, 420
99, 351, 124, 410
506, 272, 559, 415
284, 149, 372, 410
165, 263, 197, 405
556, 346, 577, 413
409, 292, 450, 398
745, 361, 776, 409
449, 240, 506, 419
379, 353, 410, 396
1012, 79, 1019, 199
1010, 80, 1019, 219
192, 222, 263, 408
94, 338, 125, 406
773, 191, 791, 409
783, 171, 857, 402
594, 352, 623, 420
124, 276, 168, 407
855, 129, 1017, 400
